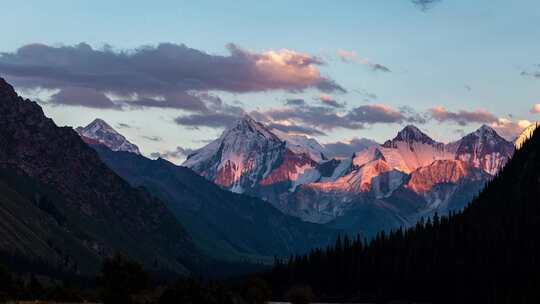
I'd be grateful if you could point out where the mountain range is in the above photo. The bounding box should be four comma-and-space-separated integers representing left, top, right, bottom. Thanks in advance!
182, 116, 515, 236
267, 114, 540, 303
72, 117, 338, 263
73, 109, 517, 247
0, 74, 533, 281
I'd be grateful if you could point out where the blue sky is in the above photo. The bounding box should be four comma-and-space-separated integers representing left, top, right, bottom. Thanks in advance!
1, 0, 539, 161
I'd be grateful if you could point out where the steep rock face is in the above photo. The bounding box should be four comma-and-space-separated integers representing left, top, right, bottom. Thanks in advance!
452, 125, 514, 175
316, 157, 354, 183
403, 159, 488, 211
0, 77, 197, 275
405, 159, 485, 194
259, 149, 320, 190
184, 115, 287, 193
272, 129, 327, 162
308, 160, 400, 194
76, 119, 141, 154
280, 126, 509, 229
381, 125, 454, 172
277, 159, 408, 224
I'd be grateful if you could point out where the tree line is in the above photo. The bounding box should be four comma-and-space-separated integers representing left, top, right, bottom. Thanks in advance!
267, 128, 540, 303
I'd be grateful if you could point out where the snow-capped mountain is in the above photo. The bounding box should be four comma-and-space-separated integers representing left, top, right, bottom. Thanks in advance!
515, 123, 538, 149
451, 125, 514, 175
271, 125, 513, 225
183, 116, 515, 236
307, 158, 407, 197
380, 125, 454, 173
183, 115, 313, 193
405, 159, 484, 194
271, 128, 327, 162
76, 119, 141, 154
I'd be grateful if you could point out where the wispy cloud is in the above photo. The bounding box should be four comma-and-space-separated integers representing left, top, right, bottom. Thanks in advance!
323, 138, 379, 158
151, 146, 197, 162
252, 103, 425, 134
429, 106, 531, 140
531, 103, 540, 114
336, 49, 391, 72
117, 123, 133, 129
428, 106, 497, 125
521, 64, 540, 79
318, 94, 345, 108
141, 135, 163, 142
336, 49, 359, 63
284, 98, 307, 107
268, 123, 327, 136
366, 62, 391, 73
411, 0, 442, 11
353, 89, 378, 102
490, 118, 532, 140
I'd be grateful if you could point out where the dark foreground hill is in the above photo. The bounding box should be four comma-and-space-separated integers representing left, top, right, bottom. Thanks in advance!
0, 77, 200, 276
92, 145, 338, 263
268, 125, 540, 303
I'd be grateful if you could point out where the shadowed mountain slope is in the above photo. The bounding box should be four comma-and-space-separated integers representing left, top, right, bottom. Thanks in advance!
0, 77, 200, 276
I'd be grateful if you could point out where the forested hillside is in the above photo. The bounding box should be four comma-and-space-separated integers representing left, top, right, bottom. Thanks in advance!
268, 125, 540, 303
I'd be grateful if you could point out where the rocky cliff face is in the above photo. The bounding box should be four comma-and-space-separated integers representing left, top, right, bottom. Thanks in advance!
452, 125, 514, 175
0, 77, 198, 275
183, 115, 325, 194
184, 115, 288, 192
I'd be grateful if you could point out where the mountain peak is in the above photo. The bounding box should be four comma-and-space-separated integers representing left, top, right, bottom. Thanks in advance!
240, 113, 257, 123
454, 124, 514, 175
226, 114, 281, 141
85, 118, 115, 131
398, 125, 431, 140
383, 125, 438, 148
236, 113, 262, 128
0, 77, 21, 101
462, 124, 507, 143
76, 119, 141, 155
474, 124, 497, 136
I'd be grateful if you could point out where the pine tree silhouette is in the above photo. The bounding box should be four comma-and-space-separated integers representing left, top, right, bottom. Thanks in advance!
268, 128, 540, 303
